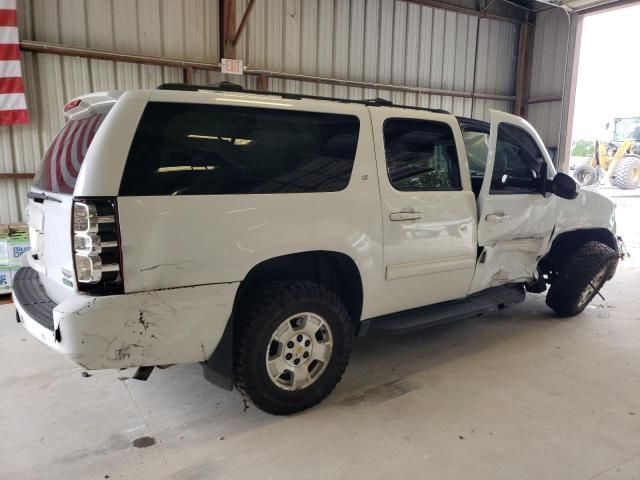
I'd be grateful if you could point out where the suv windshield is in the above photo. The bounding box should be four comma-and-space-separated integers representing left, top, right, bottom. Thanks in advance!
33, 112, 107, 194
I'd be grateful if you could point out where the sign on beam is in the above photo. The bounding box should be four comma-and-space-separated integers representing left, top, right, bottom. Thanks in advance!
221, 58, 244, 75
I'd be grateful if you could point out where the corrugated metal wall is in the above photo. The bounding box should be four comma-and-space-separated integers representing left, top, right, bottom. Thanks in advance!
1, 0, 521, 223
526, 8, 570, 153
235, 0, 517, 119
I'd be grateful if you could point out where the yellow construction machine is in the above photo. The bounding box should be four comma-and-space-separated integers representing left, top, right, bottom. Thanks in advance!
573, 116, 640, 189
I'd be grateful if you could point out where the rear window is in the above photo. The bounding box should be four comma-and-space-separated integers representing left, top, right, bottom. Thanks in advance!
33, 113, 107, 194
119, 102, 360, 196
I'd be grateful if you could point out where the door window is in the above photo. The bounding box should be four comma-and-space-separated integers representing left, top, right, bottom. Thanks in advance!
490, 123, 547, 195
383, 118, 461, 191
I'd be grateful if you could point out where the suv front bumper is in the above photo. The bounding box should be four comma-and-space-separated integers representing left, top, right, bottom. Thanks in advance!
13, 267, 239, 370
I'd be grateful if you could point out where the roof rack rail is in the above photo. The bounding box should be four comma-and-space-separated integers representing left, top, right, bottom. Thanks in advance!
157, 83, 451, 115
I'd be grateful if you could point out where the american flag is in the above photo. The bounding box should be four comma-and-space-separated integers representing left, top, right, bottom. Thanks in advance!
0, 0, 28, 126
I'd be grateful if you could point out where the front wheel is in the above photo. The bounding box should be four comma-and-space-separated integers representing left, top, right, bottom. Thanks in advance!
546, 241, 618, 317
235, 280, 353, 415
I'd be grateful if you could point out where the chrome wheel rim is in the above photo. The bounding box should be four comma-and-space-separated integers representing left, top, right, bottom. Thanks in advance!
577, 266, 609, 308
265, 312, 333, 391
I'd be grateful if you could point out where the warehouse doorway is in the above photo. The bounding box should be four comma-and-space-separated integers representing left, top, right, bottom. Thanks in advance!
566, 3, 640, 189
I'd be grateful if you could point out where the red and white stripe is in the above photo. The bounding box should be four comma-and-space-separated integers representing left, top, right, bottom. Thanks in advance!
0, 0, 28, 126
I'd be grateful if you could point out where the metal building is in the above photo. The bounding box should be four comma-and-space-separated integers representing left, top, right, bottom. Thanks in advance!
0, 0, 632, 223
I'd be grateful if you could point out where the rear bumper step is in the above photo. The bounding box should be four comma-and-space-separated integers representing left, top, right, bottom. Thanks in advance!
12, 267, 56, 331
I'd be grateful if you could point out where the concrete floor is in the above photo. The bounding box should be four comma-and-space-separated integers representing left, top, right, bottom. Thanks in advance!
1, 188, 640, 480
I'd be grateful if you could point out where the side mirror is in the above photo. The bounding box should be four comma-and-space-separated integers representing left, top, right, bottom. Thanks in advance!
550, 172, 580, 199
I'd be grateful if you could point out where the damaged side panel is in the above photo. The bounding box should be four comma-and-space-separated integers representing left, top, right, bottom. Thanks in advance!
51, 282, 239, 369
470, 195, 557, 294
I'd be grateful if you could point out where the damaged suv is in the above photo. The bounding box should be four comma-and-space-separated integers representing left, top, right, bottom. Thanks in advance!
14, 84, 621, 415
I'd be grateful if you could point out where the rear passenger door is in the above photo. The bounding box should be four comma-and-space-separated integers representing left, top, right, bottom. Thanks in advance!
369, 108, 477, 314
471, 110, 557, 293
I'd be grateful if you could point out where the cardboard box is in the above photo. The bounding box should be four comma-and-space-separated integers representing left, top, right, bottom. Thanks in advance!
0, 265, 11, 295
8, 225, 30, 267
0, 225, 9, 266
0, 224, 30, 293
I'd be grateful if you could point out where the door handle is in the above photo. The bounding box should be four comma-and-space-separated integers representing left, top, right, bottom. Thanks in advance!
390, 211, 422, 221
485, 212, 510, 223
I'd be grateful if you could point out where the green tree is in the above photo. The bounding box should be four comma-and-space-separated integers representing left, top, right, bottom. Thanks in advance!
571, 139, 595, 157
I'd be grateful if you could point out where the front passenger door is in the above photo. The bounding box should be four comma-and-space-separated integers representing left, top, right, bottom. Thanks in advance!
471, 110, 558, 293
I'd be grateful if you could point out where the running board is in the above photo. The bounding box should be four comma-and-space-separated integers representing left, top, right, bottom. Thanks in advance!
364, 284, 525, 335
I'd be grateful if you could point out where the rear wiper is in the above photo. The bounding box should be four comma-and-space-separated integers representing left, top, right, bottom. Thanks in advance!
27, 191, 62, 203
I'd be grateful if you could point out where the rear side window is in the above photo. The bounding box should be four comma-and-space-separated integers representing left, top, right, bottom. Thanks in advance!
33, 113, 107, 194
119, 103, 360, 196
383, 118, 461, 191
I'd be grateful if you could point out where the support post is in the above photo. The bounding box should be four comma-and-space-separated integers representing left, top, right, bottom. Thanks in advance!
183, 66, 194, 84
514, 23, 534, 117
256, 74, 268, 91
222, 0, 236, 59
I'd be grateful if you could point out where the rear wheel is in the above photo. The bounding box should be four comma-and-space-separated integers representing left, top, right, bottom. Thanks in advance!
235, 280, 353, 415
546, 241, 618, 317
611, 155, 640, 190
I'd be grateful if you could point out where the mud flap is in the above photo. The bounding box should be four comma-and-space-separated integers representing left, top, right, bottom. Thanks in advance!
201, 316, 234, 390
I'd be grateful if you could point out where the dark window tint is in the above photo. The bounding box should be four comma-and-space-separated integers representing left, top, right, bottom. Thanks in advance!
383, 119, 461, 191
119, 103, 360, 196
490, 124, 546, 194
33, 113, 107, 194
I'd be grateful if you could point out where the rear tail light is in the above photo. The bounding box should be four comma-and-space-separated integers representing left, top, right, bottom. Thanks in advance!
72, 198, 123, 293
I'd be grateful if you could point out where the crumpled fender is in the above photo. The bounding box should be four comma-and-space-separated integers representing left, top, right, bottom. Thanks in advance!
553, 189, 616, 240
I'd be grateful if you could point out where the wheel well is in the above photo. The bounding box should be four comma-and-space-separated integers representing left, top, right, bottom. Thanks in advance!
539, 228, 617, 278
234, 251, 364, 329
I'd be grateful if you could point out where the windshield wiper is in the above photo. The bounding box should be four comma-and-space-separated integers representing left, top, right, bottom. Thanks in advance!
27, 191, 62, 203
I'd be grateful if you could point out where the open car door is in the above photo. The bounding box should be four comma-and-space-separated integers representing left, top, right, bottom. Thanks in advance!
470, 110, 558, 293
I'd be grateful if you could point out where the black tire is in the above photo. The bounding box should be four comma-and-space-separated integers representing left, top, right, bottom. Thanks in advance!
573, 163, 599, 187
611, 155, 640, 190
235, 280, 353, 415
546, 241, 618, 317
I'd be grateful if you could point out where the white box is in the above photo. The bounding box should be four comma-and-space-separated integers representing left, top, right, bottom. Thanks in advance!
0, 266, 11, 294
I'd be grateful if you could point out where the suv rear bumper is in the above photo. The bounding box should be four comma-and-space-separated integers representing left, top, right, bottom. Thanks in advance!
13, 267, 240, 370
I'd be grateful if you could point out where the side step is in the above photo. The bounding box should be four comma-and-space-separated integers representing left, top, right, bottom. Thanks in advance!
366, 284, 525, 335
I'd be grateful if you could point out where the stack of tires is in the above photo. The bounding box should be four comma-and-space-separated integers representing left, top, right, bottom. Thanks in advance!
573, 156, 640, 190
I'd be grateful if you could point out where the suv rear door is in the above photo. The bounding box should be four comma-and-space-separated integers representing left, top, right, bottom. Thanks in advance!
471, 110, 557, 293
25, 94, 115, 302
369, 107, 477, 313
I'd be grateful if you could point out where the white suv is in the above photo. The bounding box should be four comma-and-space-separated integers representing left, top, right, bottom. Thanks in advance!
14, 84, 621, 415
